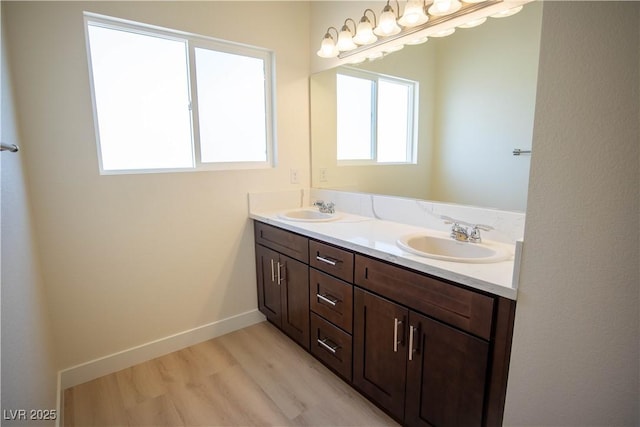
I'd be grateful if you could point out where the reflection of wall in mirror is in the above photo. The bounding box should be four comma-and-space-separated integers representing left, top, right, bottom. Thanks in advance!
310, 48, 434, 200
310, 1, 542, 212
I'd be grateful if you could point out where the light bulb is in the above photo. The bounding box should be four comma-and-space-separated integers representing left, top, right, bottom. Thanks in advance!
374, 5, 401, 36
354, 18, 377, 45
336, 26, 357, 51
398, 1, 429, 27
317, 34, 338, 58
428, 0, 461, 16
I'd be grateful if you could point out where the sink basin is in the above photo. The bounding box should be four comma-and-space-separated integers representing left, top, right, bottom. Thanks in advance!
278, 209, 341, 222
397, 233, 512, 263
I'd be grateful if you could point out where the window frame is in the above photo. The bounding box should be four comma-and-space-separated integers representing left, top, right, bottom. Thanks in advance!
336, 67, 418, 166
84, 12, 276, 175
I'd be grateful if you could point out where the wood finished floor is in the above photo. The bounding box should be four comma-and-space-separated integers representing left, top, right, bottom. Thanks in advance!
63, 321, 399, 427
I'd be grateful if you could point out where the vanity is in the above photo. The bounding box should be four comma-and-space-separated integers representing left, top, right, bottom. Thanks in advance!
251, 198, 520, 427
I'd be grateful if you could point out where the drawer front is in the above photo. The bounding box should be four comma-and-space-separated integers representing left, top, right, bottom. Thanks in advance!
310, 313, 353, 381
354, 255, 495, 340
254, 222, 308, 263
310, 269, 353, 333
309, 240, 354, 282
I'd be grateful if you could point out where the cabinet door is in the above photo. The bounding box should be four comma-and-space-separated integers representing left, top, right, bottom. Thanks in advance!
280, 254, 310, 350
353, 288, 408, 422
405, 311, 489, 427
256, 245, 282, 328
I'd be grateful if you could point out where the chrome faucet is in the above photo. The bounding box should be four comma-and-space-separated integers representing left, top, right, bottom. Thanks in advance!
441, 215, 493, 243
313, 200, 335, 214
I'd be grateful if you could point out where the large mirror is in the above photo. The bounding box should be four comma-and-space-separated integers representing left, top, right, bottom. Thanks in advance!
310, 2, 543, 212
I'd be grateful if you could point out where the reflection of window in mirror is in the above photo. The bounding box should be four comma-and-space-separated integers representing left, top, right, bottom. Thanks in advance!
336, 68, 418, 165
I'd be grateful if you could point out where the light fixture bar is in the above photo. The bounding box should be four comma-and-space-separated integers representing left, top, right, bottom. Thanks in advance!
337, 0, 528, 61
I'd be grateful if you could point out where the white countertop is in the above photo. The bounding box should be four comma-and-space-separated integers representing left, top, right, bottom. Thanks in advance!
250, 209, 519, 300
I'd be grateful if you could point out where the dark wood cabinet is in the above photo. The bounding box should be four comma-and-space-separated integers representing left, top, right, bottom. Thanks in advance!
255, 223, 310, 350
256, 245, 283, 327
405, 311, 489, 427
253, 220, 516, 427
353, 288, 408, 421
354, 287, 490, 426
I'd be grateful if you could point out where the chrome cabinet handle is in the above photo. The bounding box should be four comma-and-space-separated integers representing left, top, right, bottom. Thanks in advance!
393, 318, 403, 352
316, 255, 337, 266
270, 259, 276, 282
409, 325, 416, 361
316, 293, 338, 306
317, 338, 339, 354
276, 261, 284, 285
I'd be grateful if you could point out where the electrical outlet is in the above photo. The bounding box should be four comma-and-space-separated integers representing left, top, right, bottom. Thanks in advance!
319, 168, 328, 182
290, 168, 299, 184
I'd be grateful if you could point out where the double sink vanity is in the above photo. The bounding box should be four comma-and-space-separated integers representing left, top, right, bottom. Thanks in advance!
250, 190, 522, 427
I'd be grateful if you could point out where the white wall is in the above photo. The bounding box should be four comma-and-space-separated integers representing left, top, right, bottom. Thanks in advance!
505, 2, 639, 425
1, 5, 58, 423
3, 1, 310, 371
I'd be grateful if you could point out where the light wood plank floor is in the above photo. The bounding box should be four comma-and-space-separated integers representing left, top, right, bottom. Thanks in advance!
64, 321, 399, 427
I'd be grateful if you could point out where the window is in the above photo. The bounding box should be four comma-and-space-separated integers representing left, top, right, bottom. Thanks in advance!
85, 14, 275, 174
336, 68, 417, 164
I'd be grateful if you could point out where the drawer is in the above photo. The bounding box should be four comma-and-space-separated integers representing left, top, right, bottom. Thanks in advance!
354, 255, 495, 340
310, 269, 353, 333
254, 222, 308, 263
309, 240, 354, 282
310, 313, 352, 381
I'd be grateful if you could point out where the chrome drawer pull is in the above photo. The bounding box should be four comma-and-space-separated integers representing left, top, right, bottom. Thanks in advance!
270, 259, 276, 282
317, 338, 339, 354
316, 255, 337, 266
316, 293, 339, 306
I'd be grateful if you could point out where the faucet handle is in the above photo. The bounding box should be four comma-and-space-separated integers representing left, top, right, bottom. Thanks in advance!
469, 224, 493, 243
441, 215, 475, 228
473, 224, 494, 232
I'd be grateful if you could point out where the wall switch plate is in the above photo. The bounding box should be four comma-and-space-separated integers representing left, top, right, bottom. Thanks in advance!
290, 168, 299, 184
319, 168, 328, 182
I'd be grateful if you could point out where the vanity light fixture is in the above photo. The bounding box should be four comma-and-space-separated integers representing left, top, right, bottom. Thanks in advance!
317, 27, 339, 58
375, 1, 403, 36
353, 9, 378, 45
336, 19, 358, 51
317, 0, 531, 61
428, 0, 462, 17
398, 0, 429, 27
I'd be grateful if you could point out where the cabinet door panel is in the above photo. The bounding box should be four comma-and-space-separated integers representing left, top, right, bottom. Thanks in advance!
280, 254, 310, 350
405, 311, 489, 427
256, 245, 282, 327
353, 288, 407, 422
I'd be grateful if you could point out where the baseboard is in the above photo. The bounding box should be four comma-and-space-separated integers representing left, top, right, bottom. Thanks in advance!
58, 309, 265, 391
